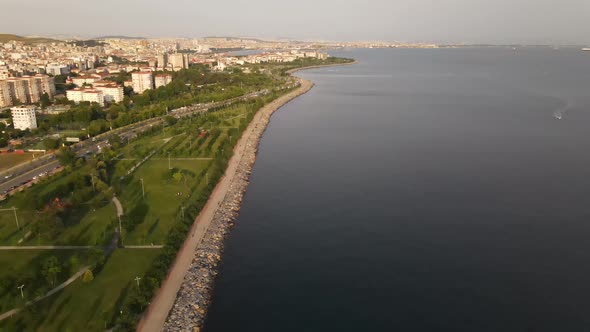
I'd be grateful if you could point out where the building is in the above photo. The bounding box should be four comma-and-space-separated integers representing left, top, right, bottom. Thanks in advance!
11, 105, 37, 130
35, 74, 56, 98
168, 53, 189, 70
21, 76, 41, 103
72, 74, 101, 87
154, 73, 172, 88
45, 64, 70, 76
0, 75, 56, 106
0, 81, 11, 108
93, 81, 124, 103
6, 78, 28, 104
131, 71, 153, 94
157, 53, 168, 69
66, 88, 105, 106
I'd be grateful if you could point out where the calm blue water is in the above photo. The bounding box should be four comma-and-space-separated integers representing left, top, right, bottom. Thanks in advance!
205, 48, 590, 331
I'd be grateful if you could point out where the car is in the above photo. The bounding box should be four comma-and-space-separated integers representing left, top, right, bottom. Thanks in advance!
4, 174, 12, 179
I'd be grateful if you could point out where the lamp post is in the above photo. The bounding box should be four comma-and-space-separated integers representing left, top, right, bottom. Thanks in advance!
140, 178, 144, 198
17, 284, 24, 299
168, 152, 171, 170
134, 276, 141, 288
12, 207, 19, 230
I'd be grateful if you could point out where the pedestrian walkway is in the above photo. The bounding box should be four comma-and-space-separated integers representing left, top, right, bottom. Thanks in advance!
0, 265, 91, 322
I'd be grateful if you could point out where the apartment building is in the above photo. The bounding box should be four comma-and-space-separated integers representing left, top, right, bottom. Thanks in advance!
157, 53, 168, 69
0, 75, 56, 106
0, 81, 11, 108
131, 71, 154, 94
66, 87, 105, 106
154, 73, 172, 88
168, 53, 189, 70
10, 105, 37, 130
93, 81, 124, 103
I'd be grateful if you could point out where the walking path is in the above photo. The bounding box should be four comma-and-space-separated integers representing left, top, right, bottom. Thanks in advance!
137, 78, 315, 332
112, 196, 123, 217
0, 246, 94, 250
123, 245, 164, 249
0, 265, 91, 322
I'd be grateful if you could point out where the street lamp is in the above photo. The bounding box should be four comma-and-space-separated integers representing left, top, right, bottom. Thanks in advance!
17, 284, 24, 299
12, 207, 19, 230
140, 178, 145, 198
134, 276, 141, 288
168, 152, 171, 170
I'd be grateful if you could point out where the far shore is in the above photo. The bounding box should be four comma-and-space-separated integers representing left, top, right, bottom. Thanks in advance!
138, 60, 356, 332
286, 59, 358, 75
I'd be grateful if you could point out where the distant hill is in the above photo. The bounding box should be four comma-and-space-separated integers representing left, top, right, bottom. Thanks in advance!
0, 34, 58, 44
203, 36, 271, 43
95, 35, 145, 40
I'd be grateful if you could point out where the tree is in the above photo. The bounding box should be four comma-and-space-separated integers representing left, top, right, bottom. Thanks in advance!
68, 256, 80, 275
82, 269, 94, 283
164, 115, 177, 126
42, 256, 61, 287
40, 93, 51, 109
43, 137, 61, 150
56, 147, 76, 167
172, 172, 183, 183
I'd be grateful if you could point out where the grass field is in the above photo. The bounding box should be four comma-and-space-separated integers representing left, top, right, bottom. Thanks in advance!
121, 159, 210, 244
0, 249, 161, 332
0, 250, 95, 314
0, 153, 37, 173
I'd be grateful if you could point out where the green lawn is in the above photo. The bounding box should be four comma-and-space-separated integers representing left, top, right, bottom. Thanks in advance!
120, 159, 210, 244
0, 250, 95, 314
0, 249, 161, 332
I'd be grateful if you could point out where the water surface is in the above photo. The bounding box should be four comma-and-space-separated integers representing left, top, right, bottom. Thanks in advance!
205, 48, 590, 331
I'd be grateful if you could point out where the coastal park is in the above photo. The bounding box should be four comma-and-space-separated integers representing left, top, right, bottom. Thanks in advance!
0, 97, 265, 331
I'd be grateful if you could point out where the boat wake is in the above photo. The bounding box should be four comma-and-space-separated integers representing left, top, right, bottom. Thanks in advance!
553, 100, 573, 120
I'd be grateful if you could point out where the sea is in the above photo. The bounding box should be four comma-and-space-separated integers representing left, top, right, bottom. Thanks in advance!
204, 48, 590, 331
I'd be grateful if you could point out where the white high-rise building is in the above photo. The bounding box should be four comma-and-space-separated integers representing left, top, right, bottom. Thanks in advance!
93, 81, 124, 103
66, 88, 105, 106
45, 64, 70, 76
11, 106, 37, 130
131, 71, 154, 94
168, 53, 189, 70
154, 74, 172, 88
157, 54, 168, 69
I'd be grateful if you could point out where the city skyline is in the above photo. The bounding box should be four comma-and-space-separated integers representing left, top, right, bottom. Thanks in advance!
1, 0, 589, 45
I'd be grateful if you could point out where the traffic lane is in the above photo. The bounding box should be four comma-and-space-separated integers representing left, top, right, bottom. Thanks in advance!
0, 160, 60, 193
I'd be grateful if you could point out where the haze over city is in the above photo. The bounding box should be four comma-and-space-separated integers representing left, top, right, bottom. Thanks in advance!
1, 0, 590, 44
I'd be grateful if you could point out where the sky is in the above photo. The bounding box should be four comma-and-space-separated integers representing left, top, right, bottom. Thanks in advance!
1, 0, 589, 44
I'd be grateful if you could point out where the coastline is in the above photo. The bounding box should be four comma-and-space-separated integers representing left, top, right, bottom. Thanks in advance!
139, 62, 353, 332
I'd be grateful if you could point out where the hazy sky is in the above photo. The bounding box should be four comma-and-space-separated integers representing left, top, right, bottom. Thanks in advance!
1, 0, 589, 44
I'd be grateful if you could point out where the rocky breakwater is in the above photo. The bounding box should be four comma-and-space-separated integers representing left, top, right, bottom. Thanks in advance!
163, 78, 314, 331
